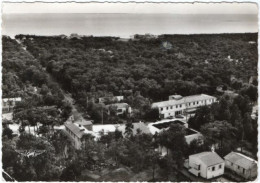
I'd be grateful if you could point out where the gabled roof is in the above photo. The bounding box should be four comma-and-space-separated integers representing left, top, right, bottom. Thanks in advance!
106, 103, 129, 109
152, 94, 216, 108
224, 152, 257, 170
64, 122, 86, 139
190, 152, 224, 167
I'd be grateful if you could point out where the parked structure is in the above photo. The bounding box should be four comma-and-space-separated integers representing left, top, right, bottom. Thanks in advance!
224, 152, 258, 180
151, 94, 217, 119
64, 122, 94, 149
106, 103, 132, 116
186, 152, 225, 179
2, 97, 22, 113
98, 96, 124, 103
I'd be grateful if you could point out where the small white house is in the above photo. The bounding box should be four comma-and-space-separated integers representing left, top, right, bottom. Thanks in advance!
2, 97, 22, 113
106, 103, 132, 116
224, 152, 258, 180
188, 152, 224, 179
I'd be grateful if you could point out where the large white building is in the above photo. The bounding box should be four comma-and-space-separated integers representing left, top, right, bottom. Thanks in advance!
151, 94, 217, 119
187, 151, 225, 179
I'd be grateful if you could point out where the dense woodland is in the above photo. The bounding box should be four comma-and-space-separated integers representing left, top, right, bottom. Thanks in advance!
2, 34, 258, 181
2, 37, 72, 123
11, 33, 258, 123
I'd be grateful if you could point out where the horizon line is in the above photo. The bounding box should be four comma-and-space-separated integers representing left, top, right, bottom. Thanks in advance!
3, 12, 258, 15
3, 32, 258, 38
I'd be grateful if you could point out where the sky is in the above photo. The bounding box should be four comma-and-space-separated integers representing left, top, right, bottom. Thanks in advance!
2, 2, 258, 14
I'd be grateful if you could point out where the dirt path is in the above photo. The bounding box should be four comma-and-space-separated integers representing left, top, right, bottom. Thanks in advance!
15, 38, 86, 123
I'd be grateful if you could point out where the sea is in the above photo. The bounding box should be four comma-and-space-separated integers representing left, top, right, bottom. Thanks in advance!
2, 13, 258, 38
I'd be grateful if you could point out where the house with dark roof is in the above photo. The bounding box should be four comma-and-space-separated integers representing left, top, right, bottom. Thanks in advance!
187, 152, 224, 179
224, 152, 257, 180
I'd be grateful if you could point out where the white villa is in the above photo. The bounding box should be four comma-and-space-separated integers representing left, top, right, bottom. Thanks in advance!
186, 151, 225, 179
151, 94, 217, 119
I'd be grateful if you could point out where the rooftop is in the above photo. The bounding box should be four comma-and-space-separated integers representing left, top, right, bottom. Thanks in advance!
152, 120, 186, 129
3, 97, 22, 102
75, 119, 93, 126
224, 152, 257, 169
64, 122, 90, 139
118, 122, 151, 136
106, 103, 129, 108
190, 152, 224, 166
152, 94, 216, 108
92, 124, 119, 134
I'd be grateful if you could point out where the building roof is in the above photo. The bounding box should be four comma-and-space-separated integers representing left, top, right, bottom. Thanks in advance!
190, 152, 224, 167
64, 122, 88, 139
106, 103, 129, 109
93, 124, 118, 134
2, 113, 13, 121
169, 95, 183, 100
117, 122, 151, 136
75, 119, 93, 126
2, 97, 22, 102
152, 94, 216, 108
224, 152, 257, 170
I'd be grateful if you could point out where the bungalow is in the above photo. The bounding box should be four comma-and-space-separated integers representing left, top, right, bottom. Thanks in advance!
2, 97, 22, 113
106, 103, 132, 116
224, 152, 257, 180
151, 94, 217, 119
187, 151, 225, 179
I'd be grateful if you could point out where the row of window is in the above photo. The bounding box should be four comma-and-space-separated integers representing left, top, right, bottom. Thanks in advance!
209, 164, 222, 171
160, 98, 216, 111
230, 162, 246, 174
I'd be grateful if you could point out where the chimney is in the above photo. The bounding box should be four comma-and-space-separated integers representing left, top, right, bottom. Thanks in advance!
211, 145, 215, 153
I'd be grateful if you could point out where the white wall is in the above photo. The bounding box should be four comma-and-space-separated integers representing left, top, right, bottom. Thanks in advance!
225, 160, 257, 179
206, 162, 225, 179
158, 97, 217, 118
189, 156, 224, 179
65, 127, 82, 149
